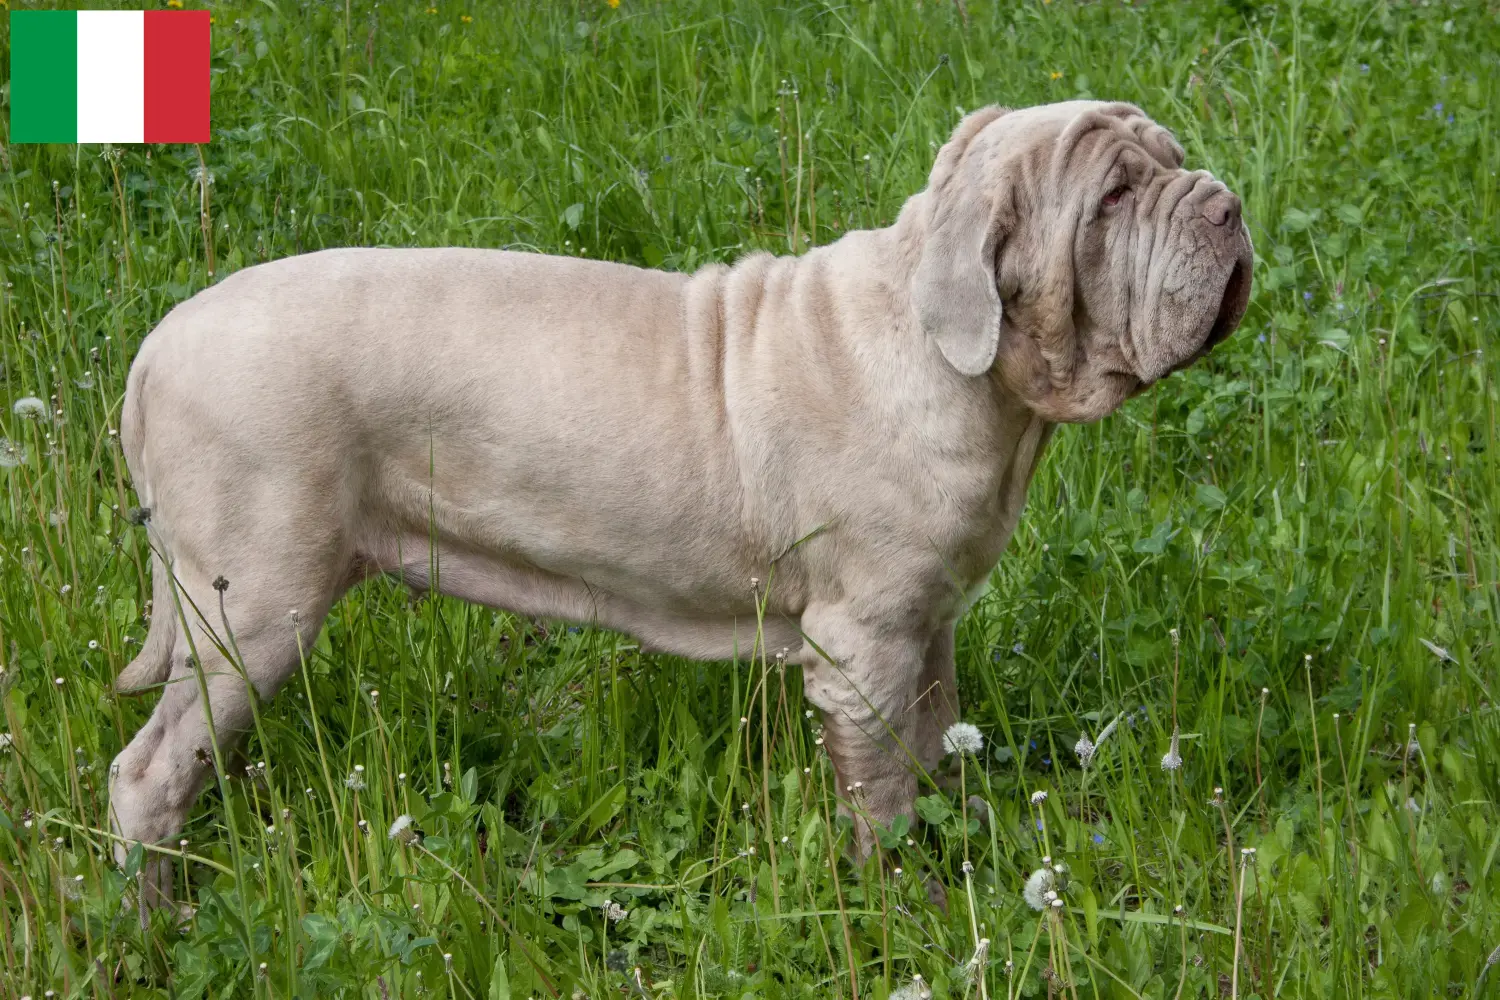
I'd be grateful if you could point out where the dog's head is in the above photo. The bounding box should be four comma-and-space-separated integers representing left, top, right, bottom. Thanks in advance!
910, 101, 1253, 422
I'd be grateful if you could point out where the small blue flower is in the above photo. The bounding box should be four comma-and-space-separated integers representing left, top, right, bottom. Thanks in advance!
1359, 63, 1369, 73
663, 154, 673, 163
1303, 291, 1314, 302
1257, 333, 1267, 343
1035, 819, 1044, 830
1446, 114, 1454, 125
1029, 739, 1037, 750
1093, 833, 1105, 845
1041, 757, 1051, 766
1433, 102, 1443, 113
1012, 642, 1025, 655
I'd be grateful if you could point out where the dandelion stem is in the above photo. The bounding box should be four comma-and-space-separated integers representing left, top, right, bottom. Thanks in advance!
1231, 858, 1249, 1000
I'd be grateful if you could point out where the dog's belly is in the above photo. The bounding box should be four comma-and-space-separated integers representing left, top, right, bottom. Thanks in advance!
365, 535, 802, 660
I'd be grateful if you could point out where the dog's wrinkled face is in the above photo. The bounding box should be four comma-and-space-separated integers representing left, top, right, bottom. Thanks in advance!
911, 101, 1254, 422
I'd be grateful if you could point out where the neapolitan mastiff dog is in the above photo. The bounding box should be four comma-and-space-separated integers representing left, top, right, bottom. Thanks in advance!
110, 101, 1252, 905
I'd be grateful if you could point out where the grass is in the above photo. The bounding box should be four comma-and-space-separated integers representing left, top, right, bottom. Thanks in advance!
1, 0, 1497, 996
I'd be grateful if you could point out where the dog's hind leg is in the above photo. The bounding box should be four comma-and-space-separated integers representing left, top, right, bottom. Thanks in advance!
108, 546, 340, 920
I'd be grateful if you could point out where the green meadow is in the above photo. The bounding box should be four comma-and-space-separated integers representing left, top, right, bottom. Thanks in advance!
1, 0, 1497, 996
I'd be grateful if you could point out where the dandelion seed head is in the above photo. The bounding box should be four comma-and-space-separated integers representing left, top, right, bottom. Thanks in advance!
890, 980, 933, 1000
12, 397, 47, 420
1074, 735, 1095, 768
389, 814, 417, 844
1030, 789, 1047, 805
0, 438, 26, 468
942, 722, 984, 755
1161, 726, 1182, 771
1022, 867, 1056, 910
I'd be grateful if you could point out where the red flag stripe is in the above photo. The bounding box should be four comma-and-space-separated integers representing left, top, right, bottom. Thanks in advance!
143, 11, 210, 143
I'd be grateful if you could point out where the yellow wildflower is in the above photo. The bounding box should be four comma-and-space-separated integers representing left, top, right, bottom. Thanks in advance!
606, 0, 620, 8
166, 0, 184, 7
1050, 71, 1063, 81
461, 13, 472, 22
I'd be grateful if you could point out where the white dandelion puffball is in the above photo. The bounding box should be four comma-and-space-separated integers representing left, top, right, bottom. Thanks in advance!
1161, 727, 1183, 772
12, 396, 47, 420
1074, 735, 1095, 768
0, 438, 26, 469
890, 979, 933, 1000
1022, 867, 1056, 911
1030, 789, 1048, 805
942, 722, 984, 755
388, 814, 416, 843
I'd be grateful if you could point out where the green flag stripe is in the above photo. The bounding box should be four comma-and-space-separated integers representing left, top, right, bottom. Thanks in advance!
10, 11, 79, 143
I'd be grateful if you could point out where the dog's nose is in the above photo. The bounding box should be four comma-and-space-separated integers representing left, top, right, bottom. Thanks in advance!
1202, 190, 1241, 227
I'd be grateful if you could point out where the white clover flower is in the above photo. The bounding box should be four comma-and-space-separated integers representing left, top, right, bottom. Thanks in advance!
1022, 867, 1056, 910
388, 814, 417, 844
1161, 726, 1182, 771
1029, 789, 1047, 805
12, 397, 47, 420
942, 722, 984, 755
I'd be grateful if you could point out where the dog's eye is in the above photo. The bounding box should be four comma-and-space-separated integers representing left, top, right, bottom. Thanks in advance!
1102, 184, 1129, 208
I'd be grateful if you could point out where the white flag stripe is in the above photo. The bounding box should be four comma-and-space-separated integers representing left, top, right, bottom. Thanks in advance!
77, 11, 146, 143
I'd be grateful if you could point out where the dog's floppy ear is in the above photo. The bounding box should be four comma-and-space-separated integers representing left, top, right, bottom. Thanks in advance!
912, 107, 1011, 377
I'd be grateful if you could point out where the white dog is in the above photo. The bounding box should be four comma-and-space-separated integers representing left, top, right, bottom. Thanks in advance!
109, 101, 1251, 906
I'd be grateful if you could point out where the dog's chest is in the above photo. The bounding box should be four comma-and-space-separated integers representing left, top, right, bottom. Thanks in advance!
919, 414, 1055, 604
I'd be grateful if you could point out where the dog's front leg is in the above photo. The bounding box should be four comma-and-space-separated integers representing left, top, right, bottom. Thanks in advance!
798, 603, 935, 857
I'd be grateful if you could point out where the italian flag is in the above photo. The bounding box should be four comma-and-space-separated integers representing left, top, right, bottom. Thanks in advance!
9, 10, 210, 144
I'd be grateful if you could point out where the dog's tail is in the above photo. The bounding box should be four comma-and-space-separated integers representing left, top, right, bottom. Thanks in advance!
115, 356, 177, 694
